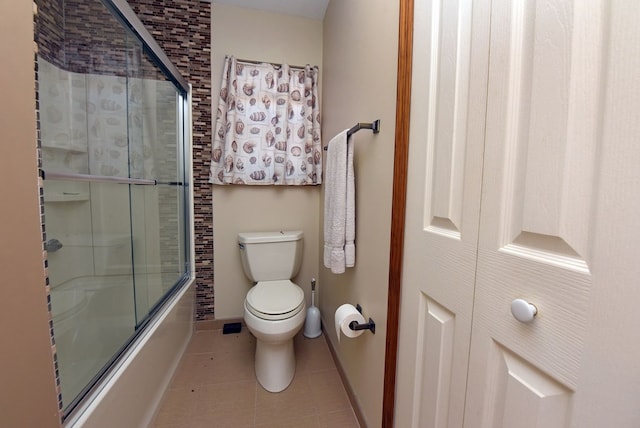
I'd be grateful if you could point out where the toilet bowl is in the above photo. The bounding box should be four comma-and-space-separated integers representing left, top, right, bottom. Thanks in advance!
244, 280, 305, 392
238, 231, 305, 392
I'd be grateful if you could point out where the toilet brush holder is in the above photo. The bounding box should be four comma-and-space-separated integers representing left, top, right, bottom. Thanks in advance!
304, 278, 322, 338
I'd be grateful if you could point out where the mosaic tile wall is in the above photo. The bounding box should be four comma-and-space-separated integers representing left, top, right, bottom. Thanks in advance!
128, 0, 214, 321
34, 1, 64, 416
35, 0, 64, 67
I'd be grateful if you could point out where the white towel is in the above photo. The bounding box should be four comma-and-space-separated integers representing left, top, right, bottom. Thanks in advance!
345, 137, 355, 267
323, 130, 356, 274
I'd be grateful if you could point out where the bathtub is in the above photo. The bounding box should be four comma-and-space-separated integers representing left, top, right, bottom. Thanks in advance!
61, 277, 194, 427
52, 275, 137, 405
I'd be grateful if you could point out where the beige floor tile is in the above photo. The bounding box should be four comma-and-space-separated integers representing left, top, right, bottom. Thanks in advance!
154, 381, 256, 428
308, 369, 351, 413
170, 350, 255, 388
154, 328, 358, 427
318, 409, 360, 428
155, 411, 230, 428
255, 373, 317, 425
187, 329, 256, 356
186, 330, 219, 355
213, 328, 256, 355
153, 418, 213, 428
152, 386, 199, 427
153, 380, 256, 428
255, 414, 320, 428
294, 333, 336, 374
198, 381, 256, 427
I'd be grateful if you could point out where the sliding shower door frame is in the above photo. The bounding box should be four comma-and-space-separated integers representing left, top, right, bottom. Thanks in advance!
102, 0, 189, 94
37, 0, 194, 421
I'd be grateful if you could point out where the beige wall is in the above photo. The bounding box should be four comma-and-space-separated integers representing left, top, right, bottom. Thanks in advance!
0, 2, 61, 426
210, 3, 399, 424
320, 1, 399, 427
211, 3, 323, 320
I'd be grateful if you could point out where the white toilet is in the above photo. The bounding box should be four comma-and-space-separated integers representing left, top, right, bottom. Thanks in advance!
238, 230, 306, 392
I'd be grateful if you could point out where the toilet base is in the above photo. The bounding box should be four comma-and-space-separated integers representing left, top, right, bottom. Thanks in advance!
255, 339, 295, 392
244, 301, 306, 393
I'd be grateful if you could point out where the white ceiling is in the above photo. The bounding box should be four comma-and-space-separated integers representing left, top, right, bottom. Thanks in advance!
211, 0, 329, 20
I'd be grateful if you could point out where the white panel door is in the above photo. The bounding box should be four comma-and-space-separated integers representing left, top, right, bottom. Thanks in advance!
397, 0, 640, 427
394, 0, 491, 426
464, 1, 640, 427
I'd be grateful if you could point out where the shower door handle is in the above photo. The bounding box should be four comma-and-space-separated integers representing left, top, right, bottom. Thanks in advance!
45, 239, 63, 252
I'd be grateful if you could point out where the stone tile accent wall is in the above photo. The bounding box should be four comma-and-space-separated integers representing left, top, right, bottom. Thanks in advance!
35, 0, 64, 68
63, 0, 128, 75
129, 0, 214, 321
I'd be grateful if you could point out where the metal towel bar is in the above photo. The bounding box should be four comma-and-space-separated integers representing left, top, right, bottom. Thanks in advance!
347, 119, 380, 137
324, 119, 380, 151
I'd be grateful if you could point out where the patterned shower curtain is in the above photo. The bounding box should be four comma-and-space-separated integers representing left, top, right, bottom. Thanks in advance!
38, 57, 163, 179
209, 56, 322, 185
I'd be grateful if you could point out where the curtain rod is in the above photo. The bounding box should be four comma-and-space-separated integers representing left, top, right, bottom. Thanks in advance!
229, 55, 317, 71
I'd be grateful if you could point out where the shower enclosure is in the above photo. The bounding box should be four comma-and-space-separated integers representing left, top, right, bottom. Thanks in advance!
36, 0, 191, 418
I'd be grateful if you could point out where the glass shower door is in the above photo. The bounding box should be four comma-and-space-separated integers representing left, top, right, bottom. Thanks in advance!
37, 0, 191, 415
44, 178, 137, 407
127, 43, 189, 323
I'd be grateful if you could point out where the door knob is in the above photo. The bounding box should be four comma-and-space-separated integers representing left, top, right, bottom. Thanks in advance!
510, 299, 538, 323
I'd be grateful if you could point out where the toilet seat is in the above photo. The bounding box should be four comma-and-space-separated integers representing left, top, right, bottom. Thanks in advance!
246, 280, 305, 321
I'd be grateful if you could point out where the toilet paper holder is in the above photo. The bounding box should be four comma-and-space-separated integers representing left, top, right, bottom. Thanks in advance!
350, 304, 376, 334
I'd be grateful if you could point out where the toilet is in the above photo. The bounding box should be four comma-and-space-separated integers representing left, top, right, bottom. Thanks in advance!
238, 230, 306, 392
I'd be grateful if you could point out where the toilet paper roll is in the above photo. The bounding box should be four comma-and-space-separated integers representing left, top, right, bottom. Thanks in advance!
334, 303, 366, 343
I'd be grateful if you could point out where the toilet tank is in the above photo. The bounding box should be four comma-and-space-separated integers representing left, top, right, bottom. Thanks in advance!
238, 230, 303, 282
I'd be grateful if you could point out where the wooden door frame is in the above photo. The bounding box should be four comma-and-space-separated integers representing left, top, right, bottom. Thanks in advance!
382, 0, 414, 426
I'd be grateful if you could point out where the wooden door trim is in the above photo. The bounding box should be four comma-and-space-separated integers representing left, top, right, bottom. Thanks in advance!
382, 0, 413, 426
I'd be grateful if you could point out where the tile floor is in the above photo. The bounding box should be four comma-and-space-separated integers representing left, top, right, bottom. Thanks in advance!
151, 328, 360, 428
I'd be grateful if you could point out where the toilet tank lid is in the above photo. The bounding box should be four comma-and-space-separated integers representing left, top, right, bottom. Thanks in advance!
238, 230, 303, 244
